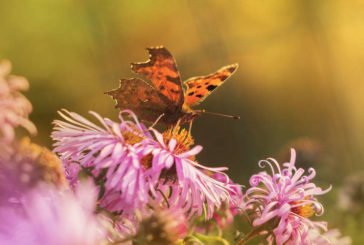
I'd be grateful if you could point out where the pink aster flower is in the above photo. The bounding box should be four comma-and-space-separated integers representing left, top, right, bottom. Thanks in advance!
0, 60, 36, 142
243, 148, 331, 244
0, 181, 106, 245
52, 109, 150, 213
143, 127, 235, 219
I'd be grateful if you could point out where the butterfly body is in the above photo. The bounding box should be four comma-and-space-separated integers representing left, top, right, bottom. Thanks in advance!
106, 46, 238, 125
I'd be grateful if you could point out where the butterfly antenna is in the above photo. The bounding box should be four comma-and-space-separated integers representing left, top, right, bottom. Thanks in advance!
199, 110, 240, 120
149, 113, 165, 129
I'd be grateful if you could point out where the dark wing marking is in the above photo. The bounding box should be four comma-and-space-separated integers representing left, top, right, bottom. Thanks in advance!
130, 46, 184, 108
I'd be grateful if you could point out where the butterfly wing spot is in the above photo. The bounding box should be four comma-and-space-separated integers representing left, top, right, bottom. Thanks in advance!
169, 88, 180, 95
184, 63, 238, 107
166, 75, 181, 85
206, 85, 217, 91
227, 66, 236, 73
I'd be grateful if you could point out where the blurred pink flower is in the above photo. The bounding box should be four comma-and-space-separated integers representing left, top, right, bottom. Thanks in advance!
134, 207, 188, 244
244, 149, 331, 244
0, 137, 67, 206
52, 110, 150, 213
308, 228, 352, 245
0, 181, 106, 245
0, 60, 36, 142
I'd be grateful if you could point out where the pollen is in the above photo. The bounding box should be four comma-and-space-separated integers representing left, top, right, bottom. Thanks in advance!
122, 129, 151, 169
291, 199, 316, 218
141, 154, 153, 170
162, 126, 194, 155
122, 129, 144, 145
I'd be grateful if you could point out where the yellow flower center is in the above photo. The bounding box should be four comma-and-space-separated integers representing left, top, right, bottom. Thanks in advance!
141, 154, 153, 170
162, 126, 194, 155
290, 198, 315, 218
122, 129, 144, 145
133, 126, 196, 171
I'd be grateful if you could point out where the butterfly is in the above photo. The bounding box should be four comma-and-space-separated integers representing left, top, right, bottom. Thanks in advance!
106, 46, 238, 125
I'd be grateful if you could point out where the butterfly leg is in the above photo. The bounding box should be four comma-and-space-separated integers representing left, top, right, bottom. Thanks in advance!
188, 120, 194, 135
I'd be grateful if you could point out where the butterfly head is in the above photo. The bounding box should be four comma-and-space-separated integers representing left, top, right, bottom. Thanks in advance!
180, 104, 200, 123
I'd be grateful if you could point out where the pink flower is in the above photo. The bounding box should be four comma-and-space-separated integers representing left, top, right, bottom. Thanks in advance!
143, 127, 235, 219
0, 60, 36, 142
0, 181, 106, 245
244, 149, 331, 244
52, 110, 150, 213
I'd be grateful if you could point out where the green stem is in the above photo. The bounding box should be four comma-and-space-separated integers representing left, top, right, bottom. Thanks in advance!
235, 228, 261, 245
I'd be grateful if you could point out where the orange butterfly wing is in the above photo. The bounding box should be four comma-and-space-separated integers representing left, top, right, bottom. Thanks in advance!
131, 46, 184, 108
184, 63, 238, 107
105, 78, 171, 122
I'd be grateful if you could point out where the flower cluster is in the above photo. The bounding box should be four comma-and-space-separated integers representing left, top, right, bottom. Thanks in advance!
52, 110, 236, 219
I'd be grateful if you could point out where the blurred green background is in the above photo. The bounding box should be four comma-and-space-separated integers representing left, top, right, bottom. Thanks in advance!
1, 0, 364, 243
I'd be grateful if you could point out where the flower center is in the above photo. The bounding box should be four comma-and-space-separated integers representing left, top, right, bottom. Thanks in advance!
122, 130, 144, 145
162, 126, 194, 155
141, 126, 195, 171
290, 199, 315, 218
141, 154, 153, 170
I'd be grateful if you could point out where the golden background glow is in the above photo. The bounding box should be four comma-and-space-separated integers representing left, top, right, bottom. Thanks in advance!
1, 1, 364, 242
